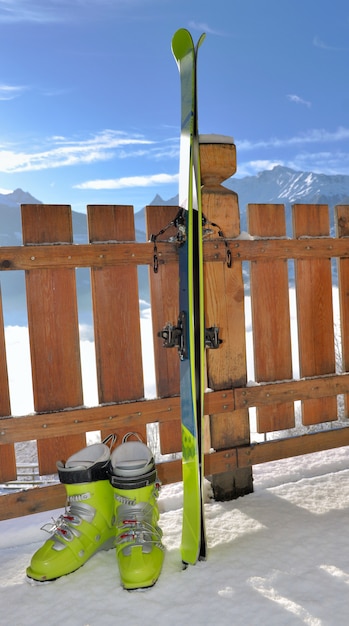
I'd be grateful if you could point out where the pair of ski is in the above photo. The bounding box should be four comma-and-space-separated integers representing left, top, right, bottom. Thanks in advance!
171, 28, 207, 566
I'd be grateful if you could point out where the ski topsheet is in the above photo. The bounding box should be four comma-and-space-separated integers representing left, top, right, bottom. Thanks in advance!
172, 28, 206, 565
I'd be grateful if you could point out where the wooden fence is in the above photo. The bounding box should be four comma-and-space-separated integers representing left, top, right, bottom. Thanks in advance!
1, 141, 349, 520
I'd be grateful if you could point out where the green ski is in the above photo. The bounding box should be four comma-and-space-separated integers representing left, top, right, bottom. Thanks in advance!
171, 27, 207, 565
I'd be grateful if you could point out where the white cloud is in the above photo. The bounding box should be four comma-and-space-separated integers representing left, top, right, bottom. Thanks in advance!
237, 149, 349, 178
0, 84, 26, 100
0, 0, 150, 23
237, 127, 349, 152
287, 150, 349, 176
313, 36, 349, 52
188, 21, 226, 36
0, 0, 59, 23
287, 94, 311, 108
74, 172, 178, 190
0, 130, 154, 173
236, 160, 283, 177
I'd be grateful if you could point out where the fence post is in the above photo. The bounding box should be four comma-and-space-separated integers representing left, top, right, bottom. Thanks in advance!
201, 136, 253, 499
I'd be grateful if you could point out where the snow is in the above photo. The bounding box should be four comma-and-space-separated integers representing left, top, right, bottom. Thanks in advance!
2, 449, 349, 625
199, 134, 235, 144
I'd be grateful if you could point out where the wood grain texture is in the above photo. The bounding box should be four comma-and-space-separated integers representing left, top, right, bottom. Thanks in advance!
248, 204, 294, 432
22, 205, 85, 473
293, 204, 337, 425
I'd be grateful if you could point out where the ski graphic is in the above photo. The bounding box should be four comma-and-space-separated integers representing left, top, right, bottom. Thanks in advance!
171, 28, 206, 565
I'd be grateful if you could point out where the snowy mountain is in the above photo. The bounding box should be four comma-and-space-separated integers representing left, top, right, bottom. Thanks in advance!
229, 165, 349, 206
145, 166, 349, 232
226, 165, 349, 231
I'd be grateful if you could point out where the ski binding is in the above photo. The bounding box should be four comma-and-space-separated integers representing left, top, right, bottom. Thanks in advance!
158, 314, 222, 359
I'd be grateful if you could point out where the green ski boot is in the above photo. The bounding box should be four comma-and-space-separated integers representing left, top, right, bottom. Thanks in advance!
109, 435, 164, 590
27, 441, 115, 582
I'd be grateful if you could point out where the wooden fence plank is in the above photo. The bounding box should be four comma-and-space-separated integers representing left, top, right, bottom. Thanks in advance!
293, 204, 337, 425
88, 205, 145, 443
248, 204, 294, 432
21, 205, 85, 473
0, 286, 16, 481
336, 205, 349, 417
146, 206, 181, 454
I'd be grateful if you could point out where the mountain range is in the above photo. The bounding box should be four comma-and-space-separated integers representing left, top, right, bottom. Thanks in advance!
1, 164, 349, 323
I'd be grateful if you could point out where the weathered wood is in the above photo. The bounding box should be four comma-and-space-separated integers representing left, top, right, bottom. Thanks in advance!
146, 206, 181, 454
224, 236, 349, 260
0, 390, 235, 445
22, 205, 85, 473
248, 204, 294, 432
88, 205, 145, 442
0, 241, 178, 269
200, 137, 237, 187
1, 372, 347, 447
3, 236, 349, 273
0, 287, 16, 482
202, 139, 252, 499
237, 426, 349, 467
336, 205, 349, 417
293, 204, 337, 425
234, 372, 349, 408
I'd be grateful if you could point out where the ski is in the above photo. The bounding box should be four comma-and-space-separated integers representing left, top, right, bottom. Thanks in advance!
171, 27, 207, 565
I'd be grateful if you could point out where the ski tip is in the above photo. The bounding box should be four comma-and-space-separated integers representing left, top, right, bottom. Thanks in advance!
196, 32, 206, 52
171, 28, 193, 62
171, 28, 205, 63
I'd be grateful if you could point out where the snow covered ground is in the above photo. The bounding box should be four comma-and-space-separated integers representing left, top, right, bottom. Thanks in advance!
2, 448, 349, 625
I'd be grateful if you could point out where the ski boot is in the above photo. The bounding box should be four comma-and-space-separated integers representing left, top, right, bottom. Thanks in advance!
109, 434, 164, 590
26, 439, 116, 582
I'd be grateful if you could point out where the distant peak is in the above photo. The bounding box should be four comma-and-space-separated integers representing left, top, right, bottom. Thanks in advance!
148, 193, 179, 207
0, 187, 42, 206
150, 193, 164, 205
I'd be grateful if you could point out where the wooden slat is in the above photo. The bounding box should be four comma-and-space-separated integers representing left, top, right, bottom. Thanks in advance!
145, 206, 181, 454
248, 204, 294, 432
293, 204, 337, 425
336, 205, 349, 417
88, 205, 145, 443
22, 205, 85, 473
0, 285, 16, 481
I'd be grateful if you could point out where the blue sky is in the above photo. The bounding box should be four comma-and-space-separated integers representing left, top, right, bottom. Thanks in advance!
0, 0, 348, 213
